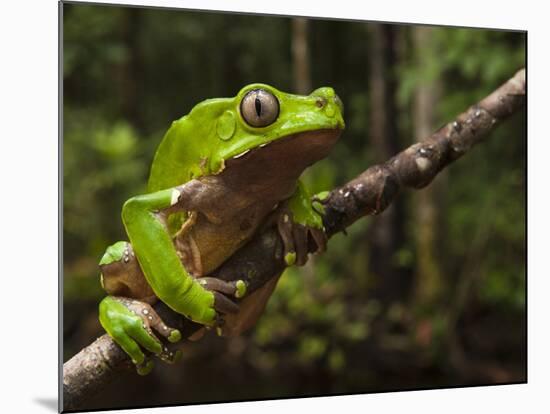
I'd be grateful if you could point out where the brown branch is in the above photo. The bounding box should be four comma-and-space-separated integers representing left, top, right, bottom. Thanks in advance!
62, 68, 525, 411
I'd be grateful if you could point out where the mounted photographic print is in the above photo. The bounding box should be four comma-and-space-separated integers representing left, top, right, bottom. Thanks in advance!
61, 1, 526, 411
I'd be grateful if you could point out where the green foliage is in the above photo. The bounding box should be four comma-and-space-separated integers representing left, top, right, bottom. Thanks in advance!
63, 108, 148, 261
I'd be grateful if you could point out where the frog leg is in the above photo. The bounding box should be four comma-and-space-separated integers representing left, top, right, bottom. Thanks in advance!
121, 185, 244, 325
99, 241, 182, 371
99, 241, 156, 302
277, 180, 327, 266
99, 296, 182, 375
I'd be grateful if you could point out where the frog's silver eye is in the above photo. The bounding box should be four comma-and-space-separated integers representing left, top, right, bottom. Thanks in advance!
240, 89, 279, 127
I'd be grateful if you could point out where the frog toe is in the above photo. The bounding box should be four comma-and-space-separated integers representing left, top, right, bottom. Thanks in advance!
126, 300, 182, 344
234, 280, 247, 298
158, 347, 183, 364
213, 291, 240, 314
284, 251, 297, 266
136, 358, 154, 376
127, 319, 163, 355
277, 210, 296, 264
198, 277, 246, 298
111, 328, 146, 366
291, 225, 309, 266
168, 329, 182, 343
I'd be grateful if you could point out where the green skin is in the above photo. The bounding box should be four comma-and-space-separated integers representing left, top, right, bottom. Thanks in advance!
98, 83, 344, 374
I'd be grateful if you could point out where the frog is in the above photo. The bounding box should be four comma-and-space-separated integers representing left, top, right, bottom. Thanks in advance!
97, 83, 345, 374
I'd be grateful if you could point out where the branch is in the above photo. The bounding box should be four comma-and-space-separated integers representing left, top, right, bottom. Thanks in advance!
62, 68, 525, 411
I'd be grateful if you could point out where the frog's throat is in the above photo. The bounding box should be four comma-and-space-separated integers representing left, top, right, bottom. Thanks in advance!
224, 128, 341, 178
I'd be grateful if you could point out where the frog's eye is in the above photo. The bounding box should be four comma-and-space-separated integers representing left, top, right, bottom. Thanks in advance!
240, 89, 279, 127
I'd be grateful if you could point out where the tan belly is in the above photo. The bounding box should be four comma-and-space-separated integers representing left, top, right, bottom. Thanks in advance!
175, 204, 270, 277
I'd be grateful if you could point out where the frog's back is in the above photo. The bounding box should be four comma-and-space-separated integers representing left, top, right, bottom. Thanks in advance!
148, 97, 232, 192
148, 116, 198, 192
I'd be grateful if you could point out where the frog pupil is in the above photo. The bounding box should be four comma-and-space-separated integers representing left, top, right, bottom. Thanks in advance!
255, 96, 262, 117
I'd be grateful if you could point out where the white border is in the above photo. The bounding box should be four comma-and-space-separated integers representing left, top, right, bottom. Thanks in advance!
2, 0, 547, 413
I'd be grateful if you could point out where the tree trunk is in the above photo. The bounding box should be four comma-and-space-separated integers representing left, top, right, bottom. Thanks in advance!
118, 8, 143, 130
411, 26, 444, 307
367, 24, 410, 302
292, 18, 311, 95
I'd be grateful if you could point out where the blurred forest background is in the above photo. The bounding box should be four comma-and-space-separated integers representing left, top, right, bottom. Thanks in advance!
62, 3, 526, 410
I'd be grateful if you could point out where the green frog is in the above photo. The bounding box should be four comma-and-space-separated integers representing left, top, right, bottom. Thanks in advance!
97, 83, 344, 374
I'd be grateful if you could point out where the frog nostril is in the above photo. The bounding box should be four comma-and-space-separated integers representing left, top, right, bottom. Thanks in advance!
315, 98, 326, 108
310, 87, 334, 99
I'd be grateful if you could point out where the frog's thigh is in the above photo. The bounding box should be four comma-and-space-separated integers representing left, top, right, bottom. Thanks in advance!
221, 273, 282, 337
99, 241, 156, 301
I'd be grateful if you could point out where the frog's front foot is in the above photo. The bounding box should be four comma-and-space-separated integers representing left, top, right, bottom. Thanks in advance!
196, 277, 247, 334
277, 207, 327, 267
99, 296, 183, 375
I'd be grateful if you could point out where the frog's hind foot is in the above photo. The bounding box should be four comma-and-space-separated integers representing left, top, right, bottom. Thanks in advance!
99, 296, 182, 375
121, 298, 183, 344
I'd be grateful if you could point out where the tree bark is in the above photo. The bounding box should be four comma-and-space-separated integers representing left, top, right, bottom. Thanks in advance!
63, 68, 526, 411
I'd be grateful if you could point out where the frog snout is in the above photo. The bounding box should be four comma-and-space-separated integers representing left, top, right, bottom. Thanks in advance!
311, 86, 335, 101
310, 86, 344, 119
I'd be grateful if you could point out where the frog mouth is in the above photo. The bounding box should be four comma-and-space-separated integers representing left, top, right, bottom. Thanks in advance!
226, 128, 342, 170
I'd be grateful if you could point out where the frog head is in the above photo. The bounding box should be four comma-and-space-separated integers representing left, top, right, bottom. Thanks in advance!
209, 83, 345, 174
148, 83, 345, 192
